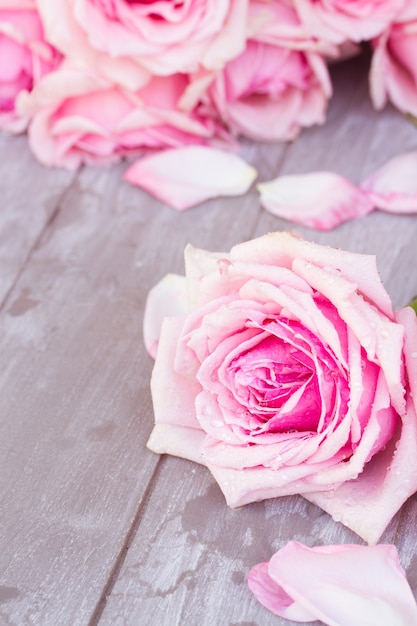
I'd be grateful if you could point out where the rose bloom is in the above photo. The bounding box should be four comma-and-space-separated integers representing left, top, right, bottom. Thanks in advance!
18, 60, 225, 170
293, 0, 406, 44
370, 4, 417, 118
0, 0, 60, 133
180, 0, 332, 142
145, 232, 417, 543
36, 0, 248, 85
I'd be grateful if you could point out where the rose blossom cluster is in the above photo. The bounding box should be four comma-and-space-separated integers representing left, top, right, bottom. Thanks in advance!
2, 0, 417, 171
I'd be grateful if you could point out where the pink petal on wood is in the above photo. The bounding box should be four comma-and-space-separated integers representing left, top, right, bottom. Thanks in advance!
124, 146, 257, 210
361, 151, 417, 213
143, 273, 187, 358
258, 172, 374, 230
248, 542, 417, 625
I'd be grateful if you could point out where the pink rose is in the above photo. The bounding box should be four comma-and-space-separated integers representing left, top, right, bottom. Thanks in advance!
293, 0, 405, 43
248, 542, 417, 624
36, 0, 248, 85
19, 61, 225, 170
0, 0, 60, 133
182, 0, 332, 142
210, 40, 331, 141
370, 5, 417, 118
145, 232, 417, 543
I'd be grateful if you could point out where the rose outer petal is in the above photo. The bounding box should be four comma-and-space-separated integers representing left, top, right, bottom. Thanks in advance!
149, 316, 202, 430
229, 232, 393, 318
258, 171, 374, 230
143, 273, 187, 358
124, 146, 257, 210
248, 542, 417, 625
305, 306, 417, 545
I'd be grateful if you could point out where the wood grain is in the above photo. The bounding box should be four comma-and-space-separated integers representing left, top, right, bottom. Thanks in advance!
0, 134, 75, 308
0, 51, 416, 626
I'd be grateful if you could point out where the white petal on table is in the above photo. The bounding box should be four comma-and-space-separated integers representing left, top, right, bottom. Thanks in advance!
258, 171, 374, 230
124, 146, 257, 210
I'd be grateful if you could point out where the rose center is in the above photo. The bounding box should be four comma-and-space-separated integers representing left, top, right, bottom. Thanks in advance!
228, 334, 330, 433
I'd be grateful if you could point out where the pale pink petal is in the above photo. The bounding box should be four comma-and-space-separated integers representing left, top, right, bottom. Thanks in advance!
143, 273, 187, 358
230, 232, 393, 318
149, 316, 202, 430
306, 306, 417, 545
258, 172, 374, 230
124, 146, 257, 210
248, 561, 317, 622
249, 542, 417, 625
361, 151, 417, 213
147, 423, 206, 466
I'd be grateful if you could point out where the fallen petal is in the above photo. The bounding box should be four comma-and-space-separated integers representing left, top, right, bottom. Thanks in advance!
143, 274, 187, 358
248, 542, 417, 626
124, 146, 257, 210
248, 560, 317, 622
361, 151, 417, 213
258, 172, 374, 230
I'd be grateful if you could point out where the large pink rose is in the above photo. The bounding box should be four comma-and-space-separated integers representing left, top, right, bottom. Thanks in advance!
18, 61, 225, 170
293, 0, 405, 43
36, 0, 248, 85
370, 4, 417, 117
181, 0, 332, 142
145, 232, 417, 543
0, 0, 60, 133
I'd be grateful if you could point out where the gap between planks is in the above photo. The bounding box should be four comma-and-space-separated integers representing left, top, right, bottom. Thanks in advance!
88, 458, 166, 626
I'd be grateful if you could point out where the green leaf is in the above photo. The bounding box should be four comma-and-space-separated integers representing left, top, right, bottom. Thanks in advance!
408, 296, 417, 314
407, 113, 417, 129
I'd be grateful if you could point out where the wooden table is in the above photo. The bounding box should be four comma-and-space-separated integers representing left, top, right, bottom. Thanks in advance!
1, 53, 417, 626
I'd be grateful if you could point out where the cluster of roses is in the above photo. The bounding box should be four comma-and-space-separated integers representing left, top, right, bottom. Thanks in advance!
1, 0, 417, 171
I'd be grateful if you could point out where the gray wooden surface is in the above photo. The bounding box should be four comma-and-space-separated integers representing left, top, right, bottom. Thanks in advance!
1, 53, 416, 626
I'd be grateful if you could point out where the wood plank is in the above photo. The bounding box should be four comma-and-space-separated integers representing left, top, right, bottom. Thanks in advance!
0, 134, 75, 306
0, 135, 284, 625
98, 53, 417, 625
96, 457, 401, 626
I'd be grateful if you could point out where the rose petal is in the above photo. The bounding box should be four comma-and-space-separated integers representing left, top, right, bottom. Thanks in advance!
149, 316, 203, 430
230, 232, 393, 318
248, 542, 417, 626
258, 172, 374, 230
248, 561, 317, 622
143, 273, 187, 358
305, 306, 417, 545
361, 151, 417, 213
147, 423, 206, 466
124, 146, 257, 210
